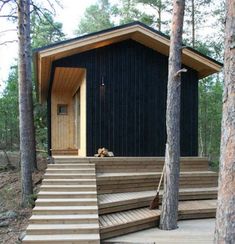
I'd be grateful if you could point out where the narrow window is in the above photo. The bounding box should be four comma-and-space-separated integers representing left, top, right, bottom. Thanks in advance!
57, 104, 68, 115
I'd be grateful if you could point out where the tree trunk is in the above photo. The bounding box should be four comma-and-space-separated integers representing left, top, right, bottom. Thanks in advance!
158, 1, 162, 31
25, 0, 37, 171
191, 0, 195, 47
199, 107, 204, 156
214, 0, 235, 242
4, 111, 8, 148
160, 0, 185, 230
204, 98, 208, 156
18, 0, 33, 207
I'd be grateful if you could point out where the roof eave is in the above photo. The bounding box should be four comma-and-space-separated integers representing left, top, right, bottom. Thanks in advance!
34, 22, 223, 103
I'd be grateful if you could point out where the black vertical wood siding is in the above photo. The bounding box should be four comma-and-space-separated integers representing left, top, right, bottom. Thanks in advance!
53, 39, 198, 156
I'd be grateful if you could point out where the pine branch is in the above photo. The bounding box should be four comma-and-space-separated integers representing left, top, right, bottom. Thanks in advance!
174, 68, 187, 78
31, 1, 64, 36
0, 39, 17, 45
45, 0, 56, 15
0, 14, 17, 18
0, 0, 11, 11
0, 0, 17, 12
53, 0, 62, 9
31, 0, 54, 16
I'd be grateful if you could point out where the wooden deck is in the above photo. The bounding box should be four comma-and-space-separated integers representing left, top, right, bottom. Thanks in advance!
99, 200, 216, 239
23, 157, 218, 243
98, 187, 217, 214
97, 171, 218, 194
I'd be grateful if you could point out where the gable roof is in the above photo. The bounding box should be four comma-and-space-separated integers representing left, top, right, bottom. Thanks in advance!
34, 21, 222, 103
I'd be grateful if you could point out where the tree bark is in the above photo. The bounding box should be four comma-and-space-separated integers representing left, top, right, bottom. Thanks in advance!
25, 0, 37, 171
18, 0, 33, 207
191, 0, 195, 47
158, 1, 162, 31
214, 0, 235, 242
160, 0, 185, 230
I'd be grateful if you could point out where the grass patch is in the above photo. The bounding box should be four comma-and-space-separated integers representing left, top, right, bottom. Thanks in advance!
209, 160, 219, 171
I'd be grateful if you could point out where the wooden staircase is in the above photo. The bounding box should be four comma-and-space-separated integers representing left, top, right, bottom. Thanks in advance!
23, 161, 100, 243
23, 157, 218, 243
94, 157, 217, 240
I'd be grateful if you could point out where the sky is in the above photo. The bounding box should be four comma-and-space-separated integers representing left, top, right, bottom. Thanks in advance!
0, 0, 222, 93
0, 0, 101, 92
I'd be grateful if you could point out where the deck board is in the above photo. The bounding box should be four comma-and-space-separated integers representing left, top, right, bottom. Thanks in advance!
97, 171, 217, 179
99, 199, 216, 239
99, 187, 217, 204
98, 187, 217, 214
97, 171, 218, 194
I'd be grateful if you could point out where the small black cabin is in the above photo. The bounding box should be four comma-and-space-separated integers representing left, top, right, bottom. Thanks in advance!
34, 22, 222, 157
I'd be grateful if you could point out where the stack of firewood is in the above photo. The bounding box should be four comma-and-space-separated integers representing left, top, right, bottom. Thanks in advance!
94, 147, 114, 157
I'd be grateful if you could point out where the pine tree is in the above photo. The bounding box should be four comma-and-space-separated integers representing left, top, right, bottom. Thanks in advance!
31, 12, 65, 48
160, 0, 186, 230
184, 0, 212, 47
18, 0, 33, 207
214, 0, 235, 242
136, 0, 171, 32
118, 0, 153, 25
76, 0, 115, 34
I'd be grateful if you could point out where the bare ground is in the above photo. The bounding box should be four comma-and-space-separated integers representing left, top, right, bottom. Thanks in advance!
0, 156, 47, 244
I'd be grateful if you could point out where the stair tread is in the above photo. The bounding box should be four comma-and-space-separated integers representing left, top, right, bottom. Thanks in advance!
38, 191, 97, 195
41, 185, 96, 187
45, 173, 96, 175
178, 199, 216, 211
23, 234, 100, 241
37, 198, 97, 202
27, 224, 99, 229
48, 164, 93, 166
53, 156, 208, 161
43, 179, 96, 181
47, 168, 95, 170
100, 207, 161, 228
98, 187, 218, 205
34, 206, 98, 210
97, 171, 217, 178
30, 214, 99, 220
46, 170, 95, 173
99, 199, 216, 229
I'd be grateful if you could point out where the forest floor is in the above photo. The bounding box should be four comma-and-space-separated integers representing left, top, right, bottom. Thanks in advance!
0, 153, 47, 244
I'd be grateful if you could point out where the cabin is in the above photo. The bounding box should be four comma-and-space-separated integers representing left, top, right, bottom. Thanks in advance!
23, 22, 223, 244
33, 22, 222, 157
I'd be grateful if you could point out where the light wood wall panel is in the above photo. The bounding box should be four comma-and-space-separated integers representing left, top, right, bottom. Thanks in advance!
79, 72, 86, 156
51, 92, 75, 150
51, 67, 86, 155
